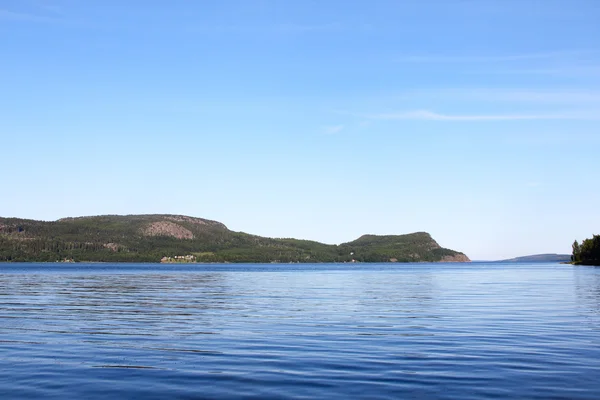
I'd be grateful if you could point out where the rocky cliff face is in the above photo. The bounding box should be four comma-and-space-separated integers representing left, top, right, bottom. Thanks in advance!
440, 254, 471, 262
142, 221, 195, 239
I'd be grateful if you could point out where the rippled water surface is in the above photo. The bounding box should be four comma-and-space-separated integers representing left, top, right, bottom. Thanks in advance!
1, 262, 599, 399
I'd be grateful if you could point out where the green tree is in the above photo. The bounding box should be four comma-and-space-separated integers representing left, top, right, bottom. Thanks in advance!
573, 235, 600, 265
572, 240, 581, 263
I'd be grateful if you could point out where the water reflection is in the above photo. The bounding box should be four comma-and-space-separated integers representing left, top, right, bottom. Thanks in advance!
574, 266, 600, 314
2, 264, 600, 400
0, 272, 231, 340
353, 270, 438, 335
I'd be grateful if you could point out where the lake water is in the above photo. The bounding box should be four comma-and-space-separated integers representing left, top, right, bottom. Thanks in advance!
1, 262, 599, 399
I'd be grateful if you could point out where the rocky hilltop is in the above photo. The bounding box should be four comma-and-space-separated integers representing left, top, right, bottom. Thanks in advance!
0, 214, 470, 263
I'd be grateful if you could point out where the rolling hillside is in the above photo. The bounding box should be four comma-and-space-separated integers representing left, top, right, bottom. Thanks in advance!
0, 214, 470, 263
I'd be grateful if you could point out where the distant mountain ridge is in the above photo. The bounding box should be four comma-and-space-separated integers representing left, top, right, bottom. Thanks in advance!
0, 214, 470, 263
497, 254, 571, 263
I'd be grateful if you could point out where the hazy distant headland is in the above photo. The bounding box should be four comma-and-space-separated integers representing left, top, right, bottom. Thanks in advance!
0, 214, 470, 264
495, 254, 572, 263
494, 238, 600, 266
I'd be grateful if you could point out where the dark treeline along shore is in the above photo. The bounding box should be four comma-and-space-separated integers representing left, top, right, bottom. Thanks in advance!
572, 235, 600, 266
0, 214, 470, 263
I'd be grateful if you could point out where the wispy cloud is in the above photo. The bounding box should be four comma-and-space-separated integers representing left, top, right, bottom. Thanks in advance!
277, 22, 342, 33
31, 0, 64, 15
397, 50, 595, 64
189, 22, 343, 35
0, 8, 58, 23
394, 88, 600, 104
466, 66, 600, 77
367, 110, 597, 121
323, 125, 344, 134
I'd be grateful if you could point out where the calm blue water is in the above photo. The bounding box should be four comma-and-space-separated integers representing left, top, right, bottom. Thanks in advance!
1, 262, 599, 399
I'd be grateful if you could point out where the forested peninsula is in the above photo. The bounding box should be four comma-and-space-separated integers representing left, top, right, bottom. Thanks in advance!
0, 214, 470, 263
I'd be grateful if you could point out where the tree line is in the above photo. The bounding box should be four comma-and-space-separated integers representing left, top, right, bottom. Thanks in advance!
572, 235, 600, 265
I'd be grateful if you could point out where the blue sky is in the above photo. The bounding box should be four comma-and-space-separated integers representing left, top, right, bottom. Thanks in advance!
1, 0, 599, 260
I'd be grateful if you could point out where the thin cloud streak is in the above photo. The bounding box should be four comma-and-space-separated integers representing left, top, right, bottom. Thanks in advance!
323, 125, 344, 134
188, 22, 343, 35
30, 0, 64, 15
398, 50, 595, 64
466, 66, 600, 77
367, 110, 597, 121
277, 22, 342, 33
395, 88, 600, 104
0, 8, 58, 22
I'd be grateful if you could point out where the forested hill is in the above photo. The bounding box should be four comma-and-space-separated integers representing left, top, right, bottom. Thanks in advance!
0, 214, 470, 263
